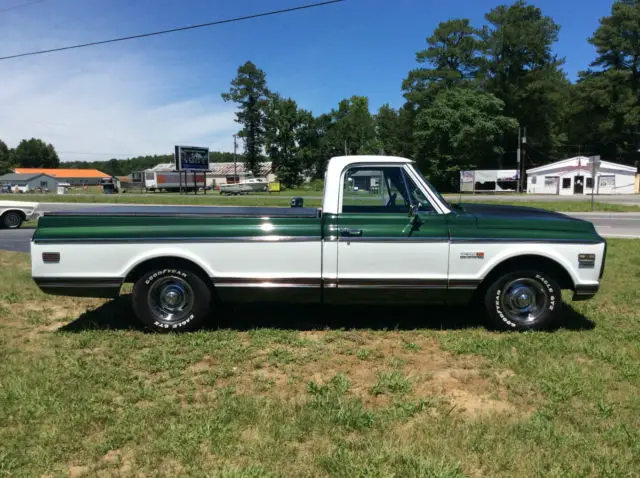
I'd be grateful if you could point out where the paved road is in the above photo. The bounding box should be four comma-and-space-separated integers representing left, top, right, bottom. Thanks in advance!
0, 228, 34, 253
570, 213, 640, 239
3, 212, 639, 253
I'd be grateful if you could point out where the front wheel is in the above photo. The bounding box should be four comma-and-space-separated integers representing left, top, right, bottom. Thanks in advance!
132, 265, 212, 332
484, 270, 562, 331
2, 211, 23, 229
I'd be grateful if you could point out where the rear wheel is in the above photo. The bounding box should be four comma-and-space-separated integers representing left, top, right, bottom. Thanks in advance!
2, 211, 23, 229
132, 265, 212, 332
484, 270, 562, 331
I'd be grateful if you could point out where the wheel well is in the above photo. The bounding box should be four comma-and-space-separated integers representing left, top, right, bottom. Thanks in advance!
124, 257, 212, 288
478, 255, 574, 293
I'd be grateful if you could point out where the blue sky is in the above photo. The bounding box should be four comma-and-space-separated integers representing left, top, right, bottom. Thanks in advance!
0, 0, 613, 160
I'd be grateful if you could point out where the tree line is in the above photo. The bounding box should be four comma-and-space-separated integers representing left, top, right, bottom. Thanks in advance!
223, 0, 640, 189
0, 141, 239, 177
2, 1, 638, 190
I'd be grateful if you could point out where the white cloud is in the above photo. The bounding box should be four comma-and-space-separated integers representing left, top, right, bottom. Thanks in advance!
0, 49, 238, 161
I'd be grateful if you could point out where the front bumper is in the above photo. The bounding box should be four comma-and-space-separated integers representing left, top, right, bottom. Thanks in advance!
572, 284, 600, 302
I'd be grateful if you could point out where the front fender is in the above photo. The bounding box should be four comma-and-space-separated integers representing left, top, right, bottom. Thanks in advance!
448, 241, 605, 287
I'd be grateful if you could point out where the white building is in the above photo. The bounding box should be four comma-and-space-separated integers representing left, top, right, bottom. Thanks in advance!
526, 156, 637, 195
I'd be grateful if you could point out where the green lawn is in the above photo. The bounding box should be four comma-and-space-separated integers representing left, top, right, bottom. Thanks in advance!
6, 191, 640, 213
0, 240, 639, 476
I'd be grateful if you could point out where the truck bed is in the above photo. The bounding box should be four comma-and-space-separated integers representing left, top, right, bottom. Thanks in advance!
42, 205, 321, 219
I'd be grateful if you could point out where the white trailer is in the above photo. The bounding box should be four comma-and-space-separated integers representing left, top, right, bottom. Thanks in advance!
144, 171, 208, 192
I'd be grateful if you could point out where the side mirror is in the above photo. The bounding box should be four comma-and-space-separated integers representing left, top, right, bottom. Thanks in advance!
408, 203, 421, 217
290, 197, 304, 208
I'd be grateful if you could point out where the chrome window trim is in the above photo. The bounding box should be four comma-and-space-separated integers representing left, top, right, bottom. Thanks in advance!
403, 164, 451, 214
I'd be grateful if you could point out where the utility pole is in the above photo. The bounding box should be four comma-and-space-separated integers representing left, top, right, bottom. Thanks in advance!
516, 127, 521, 193
233, 134, 238, 184
521, 126, 527, 193
590, 155, 601, 211
344, 140, 348, 156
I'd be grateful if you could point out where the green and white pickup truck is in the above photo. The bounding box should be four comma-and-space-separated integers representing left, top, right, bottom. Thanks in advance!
30, 156, 606, 332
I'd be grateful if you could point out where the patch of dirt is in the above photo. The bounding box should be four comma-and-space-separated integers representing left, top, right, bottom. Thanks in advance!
414, 367, 517, 418
214, 365, 294, 400
208, 332, 519, 418
99, 449, 133, 476
68, 465, 90, 477
2, 299, 100, 345
240, 426, 261, 443
134, 331, 519, 419
187, 355, 216, 374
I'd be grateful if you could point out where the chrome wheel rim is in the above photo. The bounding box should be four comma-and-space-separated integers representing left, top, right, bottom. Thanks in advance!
5, 213, 20, 228
499, 278, 549, 325
147, 276, 194, 323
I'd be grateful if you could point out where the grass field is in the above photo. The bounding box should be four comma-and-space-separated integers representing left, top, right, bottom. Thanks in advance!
5, 192, 640, 213
1, 240, 639, 476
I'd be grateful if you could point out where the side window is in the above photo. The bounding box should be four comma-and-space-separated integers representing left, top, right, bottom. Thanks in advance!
342, 166, 434, 214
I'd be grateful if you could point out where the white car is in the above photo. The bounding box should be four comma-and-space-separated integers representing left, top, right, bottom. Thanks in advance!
0, 201, 39, 229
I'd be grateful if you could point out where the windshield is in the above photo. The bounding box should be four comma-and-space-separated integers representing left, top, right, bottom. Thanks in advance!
410, 165, 453, 211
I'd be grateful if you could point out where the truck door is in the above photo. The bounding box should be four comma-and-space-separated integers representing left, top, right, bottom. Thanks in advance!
329, 164, 450, 304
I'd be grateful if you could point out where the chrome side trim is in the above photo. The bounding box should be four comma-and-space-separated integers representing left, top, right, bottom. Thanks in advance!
213, 277, 322, 288
336, 278, 448, 289
327, 236, 601, 245
33, 235, 322, 245
450, 238, 604, 245
448, 280, 482, 290
210, 278, 480, 290
335, 236, 449, 243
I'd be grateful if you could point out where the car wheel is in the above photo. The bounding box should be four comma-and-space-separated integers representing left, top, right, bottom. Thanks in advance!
132, 265, 212, 332
2, 211, 23, 229
484, 270, 562, 331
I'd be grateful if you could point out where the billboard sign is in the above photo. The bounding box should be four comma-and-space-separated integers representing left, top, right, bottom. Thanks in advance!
175, 146, 210, 171
460, 171, 475, 183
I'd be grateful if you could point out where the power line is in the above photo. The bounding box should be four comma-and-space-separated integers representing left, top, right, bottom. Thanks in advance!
527, 143, 563, 162
0, 0, 47, 14
0, 0, 345, 61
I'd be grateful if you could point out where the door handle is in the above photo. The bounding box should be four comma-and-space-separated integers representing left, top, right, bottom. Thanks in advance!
340, 228, 363, 237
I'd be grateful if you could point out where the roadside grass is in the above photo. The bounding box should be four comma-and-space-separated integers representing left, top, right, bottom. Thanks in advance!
7, 192, 640, 212
0, 240, 639, 476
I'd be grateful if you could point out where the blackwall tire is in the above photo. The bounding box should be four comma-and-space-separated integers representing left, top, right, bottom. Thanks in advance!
132, 265, 212, 333
2, 212, 23, 229
484, 270, 562, 331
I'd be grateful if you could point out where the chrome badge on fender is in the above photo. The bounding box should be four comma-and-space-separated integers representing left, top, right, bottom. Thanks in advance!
460, 252, 485, 259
